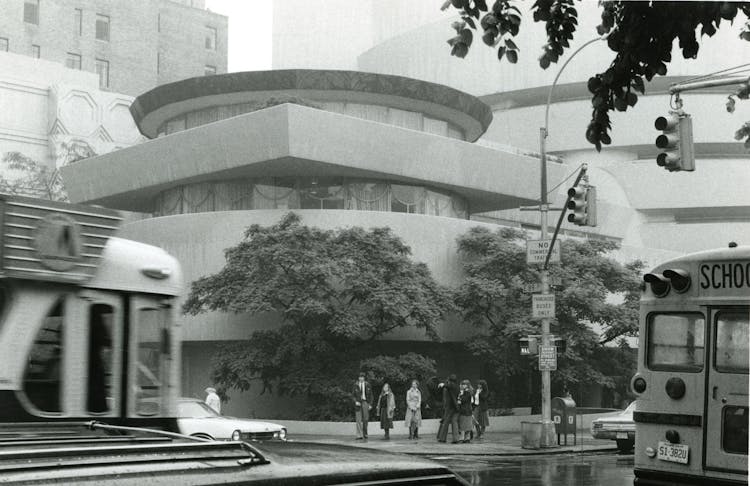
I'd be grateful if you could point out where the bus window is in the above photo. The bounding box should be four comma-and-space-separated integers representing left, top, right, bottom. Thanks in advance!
134, 307, 167, 415
722, 406, 748, 454
715, 311, 749, 374
87, 304, 114, 414
23, 298, 65, 413
647, 313, 705, 372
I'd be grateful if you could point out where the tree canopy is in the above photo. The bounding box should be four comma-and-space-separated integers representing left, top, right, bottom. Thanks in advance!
443, 0, 750, 150
183, 213, 453, 419
453, 226, 643, 406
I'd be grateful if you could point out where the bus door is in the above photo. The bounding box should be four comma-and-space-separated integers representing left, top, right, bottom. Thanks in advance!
127, 295, 176, 418
704, 306, 749, 473
75, 290, 123, 417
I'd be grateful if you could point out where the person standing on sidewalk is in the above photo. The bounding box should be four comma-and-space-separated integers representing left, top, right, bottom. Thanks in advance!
376, 383, 396, 440
437, 375, 460, 443
458, 380, 474, 443
352, 372, 373, 440
405, 380, 422, 440
205, 387, 221, 414
473, 380, 490, 439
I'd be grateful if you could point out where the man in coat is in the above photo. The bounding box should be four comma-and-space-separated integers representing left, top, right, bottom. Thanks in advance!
352, 372, 373, 440
437, 374, 460, 443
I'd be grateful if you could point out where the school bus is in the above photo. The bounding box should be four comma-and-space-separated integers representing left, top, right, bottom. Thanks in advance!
633, 243, 748, 485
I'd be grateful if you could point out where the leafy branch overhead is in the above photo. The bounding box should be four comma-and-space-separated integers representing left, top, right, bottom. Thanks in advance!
443, 0, 750, 150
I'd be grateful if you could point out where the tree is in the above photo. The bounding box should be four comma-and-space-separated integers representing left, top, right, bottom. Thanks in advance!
183, 213, 454, 420
0, 141, 97, 201
453, 225, 643, 408
442, 1, 750, 150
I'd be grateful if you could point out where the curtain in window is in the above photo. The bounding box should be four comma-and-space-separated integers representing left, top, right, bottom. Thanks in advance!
346, 182, 389, 211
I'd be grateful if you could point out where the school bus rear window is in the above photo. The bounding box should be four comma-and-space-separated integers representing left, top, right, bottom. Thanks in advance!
647, 313, 705, 372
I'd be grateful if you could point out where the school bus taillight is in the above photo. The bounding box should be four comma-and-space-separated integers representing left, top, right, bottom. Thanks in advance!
643, 273, 670, 297
663, 268, 691, 293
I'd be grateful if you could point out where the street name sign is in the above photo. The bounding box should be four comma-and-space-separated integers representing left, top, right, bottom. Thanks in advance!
522, 277, 563, 294
539, 345, 557, 371
532, 294, 555, 318
526, 239, 560, 265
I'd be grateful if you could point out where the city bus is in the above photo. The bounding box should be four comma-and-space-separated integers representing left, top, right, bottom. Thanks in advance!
632, 243, 748, 486
0, 194, 183, 430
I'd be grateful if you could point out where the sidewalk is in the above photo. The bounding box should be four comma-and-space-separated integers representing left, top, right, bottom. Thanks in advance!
292, 430, 618, 456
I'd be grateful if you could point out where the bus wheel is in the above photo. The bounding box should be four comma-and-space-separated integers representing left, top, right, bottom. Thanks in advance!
616, 439, 634, 453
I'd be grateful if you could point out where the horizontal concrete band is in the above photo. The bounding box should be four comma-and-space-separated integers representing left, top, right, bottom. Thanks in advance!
278, 411, 621, 436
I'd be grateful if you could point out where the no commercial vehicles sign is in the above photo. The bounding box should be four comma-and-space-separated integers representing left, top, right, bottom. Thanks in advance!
532, 294, 555, 318
527, 239, 560, 265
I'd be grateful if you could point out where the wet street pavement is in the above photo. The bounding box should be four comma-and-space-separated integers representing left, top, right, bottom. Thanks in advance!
429, 452, 634, 485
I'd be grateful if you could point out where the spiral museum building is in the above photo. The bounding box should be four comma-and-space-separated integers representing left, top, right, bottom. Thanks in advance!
63, 2, 750, 417
63, 69, 567, 417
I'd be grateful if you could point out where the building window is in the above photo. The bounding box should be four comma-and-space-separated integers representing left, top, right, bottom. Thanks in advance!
24, 0, 39, 25
205, 26, 217, 50
95, 58, 109, 88
204, 65, 216, 76
65, 52, 82, 70
0, 38, 8, 52
74, 8, 82, 35
95, 14, 110, 41
31, 44, 40, 58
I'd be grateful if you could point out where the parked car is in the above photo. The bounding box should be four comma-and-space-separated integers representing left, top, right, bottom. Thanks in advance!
0, 422, 471, 485
176, 397, 287, 442
590, 401, 636, 452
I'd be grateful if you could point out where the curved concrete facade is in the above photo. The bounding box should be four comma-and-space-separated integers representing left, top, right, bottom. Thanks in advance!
120, 210, 489, 342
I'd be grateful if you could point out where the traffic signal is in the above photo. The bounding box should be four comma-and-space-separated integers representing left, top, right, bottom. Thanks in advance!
567, 185, 597, 226
655, 111, 695, 171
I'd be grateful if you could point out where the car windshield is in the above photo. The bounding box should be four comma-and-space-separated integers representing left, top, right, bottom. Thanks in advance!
178, 400, 220, 418
622, 401, 636, 414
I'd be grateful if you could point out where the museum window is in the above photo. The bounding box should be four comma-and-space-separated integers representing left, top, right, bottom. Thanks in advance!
95, 58, 109, 89
24, 0, 39, 25
31, 44, 40, 58
204, 65, 216, 76
0, 38, 8, 52
65, 52, 82, 70
95, 14, 110, 41
205, 26, 217, 50
74, 8, 82, 35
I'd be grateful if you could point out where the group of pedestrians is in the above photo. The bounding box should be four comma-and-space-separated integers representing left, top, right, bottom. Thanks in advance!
352, 372, 489, 443
352, 372, 422, 440
437, 374, 489, 444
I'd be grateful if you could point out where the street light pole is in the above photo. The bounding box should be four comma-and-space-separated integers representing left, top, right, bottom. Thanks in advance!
538, 35, 606, 448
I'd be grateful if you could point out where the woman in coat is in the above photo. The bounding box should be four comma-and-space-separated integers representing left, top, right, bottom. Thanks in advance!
473, 380, 490, 439
376, 383, 396, 439
457, 379, 474, 443
404, 380, 422, 440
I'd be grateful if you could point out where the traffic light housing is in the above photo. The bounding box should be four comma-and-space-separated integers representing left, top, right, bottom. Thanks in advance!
567, 185, 596, 227
655, 111, 694, 172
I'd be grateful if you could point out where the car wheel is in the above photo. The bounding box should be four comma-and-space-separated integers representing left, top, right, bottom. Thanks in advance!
616, 438, 634, 453
191, 433, 214, 441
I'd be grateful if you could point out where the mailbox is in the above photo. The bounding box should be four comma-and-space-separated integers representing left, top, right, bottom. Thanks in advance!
551, 396, 577, 445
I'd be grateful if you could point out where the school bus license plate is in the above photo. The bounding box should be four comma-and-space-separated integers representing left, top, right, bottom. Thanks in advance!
657, 441, 689, 464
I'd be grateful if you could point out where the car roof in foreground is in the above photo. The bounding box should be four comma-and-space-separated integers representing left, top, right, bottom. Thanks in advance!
0, 436, 468, 485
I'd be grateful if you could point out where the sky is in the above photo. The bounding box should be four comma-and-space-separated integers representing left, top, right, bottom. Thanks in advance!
204, 0, 273, 73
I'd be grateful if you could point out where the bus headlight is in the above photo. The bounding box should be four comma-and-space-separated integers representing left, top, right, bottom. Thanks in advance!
643, 273, 670, 297
231, 430, 241, 441
663, 269, 690, 293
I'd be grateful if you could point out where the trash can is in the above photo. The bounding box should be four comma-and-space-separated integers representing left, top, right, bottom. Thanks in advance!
521, 421, 543, 449
551, 396, 577, 445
